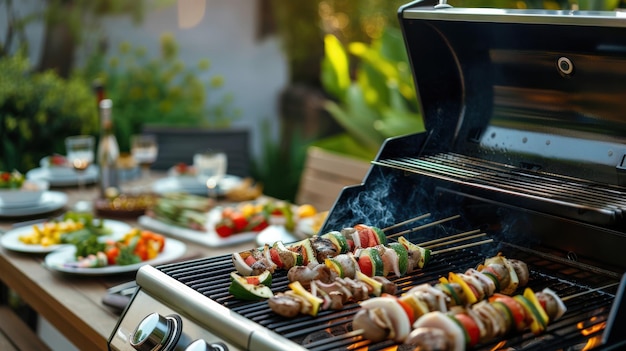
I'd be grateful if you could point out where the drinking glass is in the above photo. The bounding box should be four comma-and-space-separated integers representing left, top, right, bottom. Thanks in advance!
193, 151, 227, 199
131, 134, 159, 182
65, 135, 95, 212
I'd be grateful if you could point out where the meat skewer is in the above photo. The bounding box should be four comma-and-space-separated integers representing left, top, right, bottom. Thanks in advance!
268, 252, 525, 320
560, 282, 619, 302
343, 283, 610, 351
232, 216, 479, 278
425, 233, 488, 250
230, 218, 492, 308
387, 214, 462, 238
351, 255, 565, 350
357, 281, 617, 351
267, 274, 398, 317
285, 231, 492, 289
430, 239, 493, 255
416, 229, 481, 247
382, 212, 432, 232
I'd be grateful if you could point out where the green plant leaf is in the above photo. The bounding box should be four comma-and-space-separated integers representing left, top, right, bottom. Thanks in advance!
321, 34, 351, 102
319, 27, 423, 160
376, 27, 409, 63
324, 87, 384, 153
356, 57, 390, 108
351, 42, 399, 81
387, 82, 412, 114
312, 134, 376, 161
376, 108, 425, 138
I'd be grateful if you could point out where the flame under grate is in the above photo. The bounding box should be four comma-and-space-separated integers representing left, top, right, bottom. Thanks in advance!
156, 240, 619, 351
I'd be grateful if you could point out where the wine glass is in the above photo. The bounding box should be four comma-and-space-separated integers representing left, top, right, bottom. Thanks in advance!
131, 134, 159, 183
193, 151, 227, 199
65, 135, 95, 212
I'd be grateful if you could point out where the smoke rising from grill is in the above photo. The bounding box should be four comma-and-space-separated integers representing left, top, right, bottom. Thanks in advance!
323, 168, 433, 232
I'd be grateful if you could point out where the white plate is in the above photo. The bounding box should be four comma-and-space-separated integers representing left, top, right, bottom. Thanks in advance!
43, 238, 186, 275
152, 175, 242, 196
138, 207, 257, 247
255, 225, 298, 246
0, 219, 132, 253
0, 180, 49, 208
27, 166, 99, 187
39, 156, 76, 178
39, 156, 139, 182
0, 191, 68, 218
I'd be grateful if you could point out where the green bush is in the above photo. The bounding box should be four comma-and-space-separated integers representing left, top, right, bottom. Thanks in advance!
96, 33, 241, 152
0, 54, 99, 172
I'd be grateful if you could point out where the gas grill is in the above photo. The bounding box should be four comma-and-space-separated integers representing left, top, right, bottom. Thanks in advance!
109, 2, 626, 351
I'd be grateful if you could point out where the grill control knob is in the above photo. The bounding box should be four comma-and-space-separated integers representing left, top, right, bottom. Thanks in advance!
184, 340, 229, 351
130, 313, 179, 351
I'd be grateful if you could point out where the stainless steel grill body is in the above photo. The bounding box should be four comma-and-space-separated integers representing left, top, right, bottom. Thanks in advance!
109, 2, 626, 351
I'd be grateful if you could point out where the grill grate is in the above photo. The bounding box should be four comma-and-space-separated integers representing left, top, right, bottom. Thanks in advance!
373, 153, 626, 227
156, 238, 619, 351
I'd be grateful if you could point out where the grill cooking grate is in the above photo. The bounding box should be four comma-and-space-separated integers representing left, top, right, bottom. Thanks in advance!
156, 239, 619, 351
373, 153, 626, 227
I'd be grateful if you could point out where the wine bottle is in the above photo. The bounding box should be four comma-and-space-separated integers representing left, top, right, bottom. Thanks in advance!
97, 99, 120, 198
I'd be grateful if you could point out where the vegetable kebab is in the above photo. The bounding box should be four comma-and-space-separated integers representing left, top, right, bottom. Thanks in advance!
229, 222, 493, 301
229, 224, 433, 301
267, 253, 533, 320
232, 224, 430, 281
268, 273, 397, 317
355, 287, 566, 351
351, 255, 566, 350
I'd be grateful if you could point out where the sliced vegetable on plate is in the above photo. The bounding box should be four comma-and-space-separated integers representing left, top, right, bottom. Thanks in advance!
214, 204, 269, 238
0, 170, 25, 189
67, 228, 166, 268
44, 227, 186, 275
1, 212, 131, 254
146, 192, 213, 231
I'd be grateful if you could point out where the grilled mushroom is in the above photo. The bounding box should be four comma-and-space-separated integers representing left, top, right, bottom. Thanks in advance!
267, 293, 303, 318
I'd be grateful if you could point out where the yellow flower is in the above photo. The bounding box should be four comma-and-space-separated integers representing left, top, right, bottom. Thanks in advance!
210, 76, 224, 88
160, 33, 178, 60
119, 41, 131, 54
198, 59, 211, 70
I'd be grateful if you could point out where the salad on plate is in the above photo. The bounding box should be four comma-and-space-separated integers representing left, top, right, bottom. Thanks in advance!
64, 228, 167, 268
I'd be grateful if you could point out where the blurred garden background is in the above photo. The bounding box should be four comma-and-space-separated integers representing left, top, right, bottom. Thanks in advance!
1, 0, 624, 202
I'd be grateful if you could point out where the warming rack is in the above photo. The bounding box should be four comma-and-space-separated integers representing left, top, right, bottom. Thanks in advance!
373, 152, 626, 226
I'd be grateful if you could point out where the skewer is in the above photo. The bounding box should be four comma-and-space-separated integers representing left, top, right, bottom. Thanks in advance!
387, 214, 461, 238
348, 280, 615, 345
382, 213, 432, 232
561, 282, 619, 302
424, 233, 487, 249
417, 229, 482, 247
430, 239, 494, 255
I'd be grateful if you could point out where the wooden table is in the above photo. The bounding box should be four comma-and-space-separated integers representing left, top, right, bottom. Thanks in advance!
0, 179, 255, 351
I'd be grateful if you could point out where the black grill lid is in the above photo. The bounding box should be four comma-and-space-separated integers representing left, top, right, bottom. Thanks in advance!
398, 3, 626, 186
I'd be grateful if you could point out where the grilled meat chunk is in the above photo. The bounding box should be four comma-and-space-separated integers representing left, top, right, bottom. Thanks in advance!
310, 236, 339, 262
267, 293, 302, 318
287, 264, 335, 288
404, 327, 449, 351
